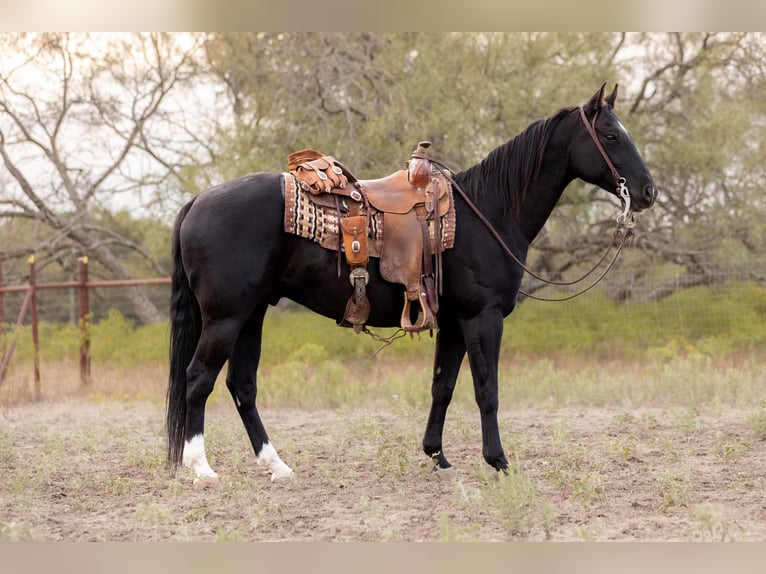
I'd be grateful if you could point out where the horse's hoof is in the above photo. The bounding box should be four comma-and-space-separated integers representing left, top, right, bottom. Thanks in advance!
434, 466, 460, 481
271, 468, 295, 482
192, 474, 221, 490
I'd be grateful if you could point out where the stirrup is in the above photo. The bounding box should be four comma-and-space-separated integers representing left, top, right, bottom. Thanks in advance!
400, 289, 436, 333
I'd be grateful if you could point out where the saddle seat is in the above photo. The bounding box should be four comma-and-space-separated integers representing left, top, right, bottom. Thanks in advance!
286, 142, 453, 334
359, 170, 447, 214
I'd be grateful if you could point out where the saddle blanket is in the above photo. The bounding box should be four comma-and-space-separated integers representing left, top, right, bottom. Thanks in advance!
282, 173, 456, 256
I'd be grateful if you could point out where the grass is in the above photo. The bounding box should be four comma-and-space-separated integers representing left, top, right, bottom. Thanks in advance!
0, 521, 36, 542
3, 316, 766, 413
746, 404, 766, 438
2, 278, 765, 376
691, 503, 745, 541
655, 465, 695, 512
2, 289, 766, 541
472, 464, 555, 538
2, 392, 766, 541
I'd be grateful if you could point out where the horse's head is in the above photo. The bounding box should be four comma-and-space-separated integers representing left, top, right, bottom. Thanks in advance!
569, 83, 657, 213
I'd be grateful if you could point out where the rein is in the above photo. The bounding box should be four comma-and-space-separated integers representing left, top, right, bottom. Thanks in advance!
423, 105, 636, 302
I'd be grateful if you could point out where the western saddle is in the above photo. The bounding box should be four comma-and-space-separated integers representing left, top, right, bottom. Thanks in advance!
286, 142, 453, 334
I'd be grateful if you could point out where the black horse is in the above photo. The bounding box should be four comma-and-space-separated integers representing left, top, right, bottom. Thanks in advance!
166, 84, 656, 484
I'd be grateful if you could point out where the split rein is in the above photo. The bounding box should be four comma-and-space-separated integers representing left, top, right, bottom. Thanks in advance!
427, 105, 637, 303
365, 106, 638, 351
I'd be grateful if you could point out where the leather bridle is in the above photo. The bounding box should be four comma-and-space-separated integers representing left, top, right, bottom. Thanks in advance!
428, 105, 637, 302
578, 105, 635, 229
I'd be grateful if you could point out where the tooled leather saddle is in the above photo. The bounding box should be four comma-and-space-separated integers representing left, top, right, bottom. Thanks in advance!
283, 142, 455, 333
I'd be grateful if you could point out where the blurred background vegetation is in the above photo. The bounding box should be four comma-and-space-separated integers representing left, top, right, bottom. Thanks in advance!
1, 33, 765, 381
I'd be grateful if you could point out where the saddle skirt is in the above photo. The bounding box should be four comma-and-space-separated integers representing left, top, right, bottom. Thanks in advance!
282, 171, 456, 260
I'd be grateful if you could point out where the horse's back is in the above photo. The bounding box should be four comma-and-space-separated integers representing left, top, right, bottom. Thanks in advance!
179, 172, 286, 314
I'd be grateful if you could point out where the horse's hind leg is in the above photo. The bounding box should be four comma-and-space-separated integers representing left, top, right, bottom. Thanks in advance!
226, 303, 293, 481
182, 317, 241, 485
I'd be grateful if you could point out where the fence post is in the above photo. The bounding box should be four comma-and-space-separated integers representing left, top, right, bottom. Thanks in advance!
0, 289, 33, 387
78, 256, 91, 386
0, 256, 5, 328
28, 256, 41, 400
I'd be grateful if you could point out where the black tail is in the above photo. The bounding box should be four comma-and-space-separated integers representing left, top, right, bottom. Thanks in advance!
166, 198, 201, 472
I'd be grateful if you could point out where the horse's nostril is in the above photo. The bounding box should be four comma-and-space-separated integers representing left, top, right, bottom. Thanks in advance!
643, 184, 656, 204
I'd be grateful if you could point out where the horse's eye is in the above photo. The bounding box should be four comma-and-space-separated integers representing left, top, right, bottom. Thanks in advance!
604, 133, 618, 143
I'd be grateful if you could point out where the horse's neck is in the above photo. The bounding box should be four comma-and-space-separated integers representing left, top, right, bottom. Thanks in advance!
515, 167, 573, 243
455, 115, 574, 247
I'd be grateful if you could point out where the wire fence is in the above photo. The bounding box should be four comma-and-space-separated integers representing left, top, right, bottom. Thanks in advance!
2, 253, 766, 388
512, 256, 766, 357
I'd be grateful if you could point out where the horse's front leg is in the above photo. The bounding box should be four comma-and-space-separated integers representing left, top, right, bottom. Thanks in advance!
422, 321, 466, 475
461, 310, 508, 472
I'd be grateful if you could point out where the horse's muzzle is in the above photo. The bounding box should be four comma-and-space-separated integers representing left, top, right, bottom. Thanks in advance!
631, 182, 657, 212
642, 183, 658, 208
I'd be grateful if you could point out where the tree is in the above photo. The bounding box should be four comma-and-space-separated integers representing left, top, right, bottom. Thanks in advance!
5, 32, 756, 319
200, 33, 621, 177
609, 32, 766, 300
195, 33, 766, 304
200, 33, 631, 291
0, 33, 206, 322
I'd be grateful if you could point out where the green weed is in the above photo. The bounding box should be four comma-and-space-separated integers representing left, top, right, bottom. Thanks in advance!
474, 464, 553, 538
358, 494, 386, 519
575, 518, 604, 542
714, 435, 751, 461
747, 404, 766, 438
0, 521, 36, 541
438, 514, 457, 542
135, 502, 173, 526
690, 503, 744, 541
672, 408, 699, 437
376, 429, 416, 478
656, 466, 694, 512
215, 524, 244, 542
607, 433, 640, 462
543, 442, 608, 508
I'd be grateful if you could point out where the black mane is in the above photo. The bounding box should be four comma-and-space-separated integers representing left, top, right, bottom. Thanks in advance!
456, 106, 577, 216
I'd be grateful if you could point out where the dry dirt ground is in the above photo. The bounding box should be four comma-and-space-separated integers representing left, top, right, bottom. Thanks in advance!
2, 397, 766, 541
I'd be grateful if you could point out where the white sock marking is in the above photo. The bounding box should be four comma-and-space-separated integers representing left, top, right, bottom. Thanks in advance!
182, 435, 217, 479
257, 442, 294, 481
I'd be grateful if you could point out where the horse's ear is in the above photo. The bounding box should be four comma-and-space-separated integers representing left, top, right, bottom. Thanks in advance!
604, 84, 618, 108
585, 82, 607, 113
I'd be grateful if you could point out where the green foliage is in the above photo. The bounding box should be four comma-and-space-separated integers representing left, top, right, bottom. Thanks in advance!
3, 280, 766, 409
471, 465, 554, 538
90, 310, 169, 366
504, 281, 766, 360
201, 33, 621, 179
691, 503, 744, 542
214, 524, 245, 542
746, 405, 766, 438
656, 466, 694, 512
0, 521, 36, 542
714, 436, 751, 462
5, 309, 168, 368
135, 502, 174, 527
